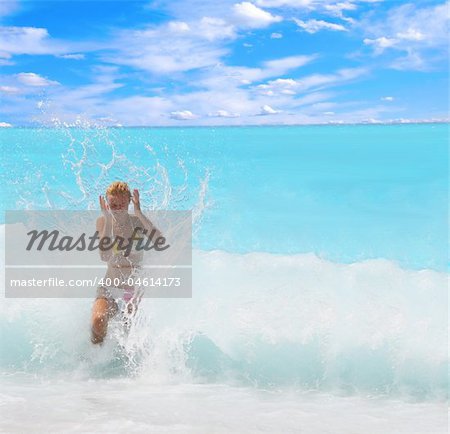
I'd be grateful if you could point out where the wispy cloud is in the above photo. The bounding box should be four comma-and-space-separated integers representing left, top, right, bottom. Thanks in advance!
210, 110, 240, 117
260, 104, 281, 115
363, 36, 397, 54
17, 72, 60, 87
0, 25, 100, 60
0, 27, 65, 57
254, 0, 321, 7
270, 32, 283, 38
293, 18, 347, 33
57, 53, 85, 60
360, 1, 449, 69
169, 110, 198, 120
0, 85, 20, 94
1, 0, 447, 125
0, 0, 19, 20
254, 67, 368, 95
102, 17, 236, 74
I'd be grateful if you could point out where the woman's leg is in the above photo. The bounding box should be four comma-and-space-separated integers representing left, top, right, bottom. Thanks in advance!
91, 297, 118, 344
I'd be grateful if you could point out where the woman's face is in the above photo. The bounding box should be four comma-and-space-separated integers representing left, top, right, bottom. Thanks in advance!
107, 193, 130, 211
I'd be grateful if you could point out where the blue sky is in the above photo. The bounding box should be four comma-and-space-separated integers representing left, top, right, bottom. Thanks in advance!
0, 0, 448, 126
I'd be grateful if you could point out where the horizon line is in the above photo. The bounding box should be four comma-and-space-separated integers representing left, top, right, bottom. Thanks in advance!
1, 120, 449, 129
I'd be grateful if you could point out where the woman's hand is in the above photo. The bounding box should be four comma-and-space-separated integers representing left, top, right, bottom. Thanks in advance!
99, 195, 112, 221
131, 189, 141, 213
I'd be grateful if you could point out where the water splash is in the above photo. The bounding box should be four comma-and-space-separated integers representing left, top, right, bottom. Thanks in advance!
10, 117, 212, 236
1, 246, 447, 401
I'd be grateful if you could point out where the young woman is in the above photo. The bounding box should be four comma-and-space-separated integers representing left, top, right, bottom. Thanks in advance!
91, 181, 162, 344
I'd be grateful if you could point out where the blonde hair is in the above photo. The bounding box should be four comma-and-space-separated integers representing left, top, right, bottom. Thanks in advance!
106, 181, 131, 197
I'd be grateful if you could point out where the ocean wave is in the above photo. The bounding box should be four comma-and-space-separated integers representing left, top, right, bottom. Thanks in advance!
0, 243, 447, 401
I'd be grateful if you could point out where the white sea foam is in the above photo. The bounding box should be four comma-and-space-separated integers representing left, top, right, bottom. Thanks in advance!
0, 378, 447, 433
1, 236, 447, 401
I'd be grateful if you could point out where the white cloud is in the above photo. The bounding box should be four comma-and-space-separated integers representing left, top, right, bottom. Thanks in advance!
254, 67, 367, 96
167, 17, 235, 41
104, 96, 172, 124
263, 54, 317, 76
0, 85, 20, 94
255, 0, 383, 8
390, 50, 427, 71
260, 104, 280, 114
0, 26, 97, 60
0, 26, 63, 56
103, 17, 236, 74
8, 1, 441, 126
210, 110, 240, 117
0, 0, 19, 19
270, 32, 283, 38
254, 0, 370, 20
16, 72, 59, 87
233, 2, 282, 28
52, 66, 122, 102
169, 110, 198, 120
324, 111, 335, 115
361, 2, 449, 68
363, 36, 397, 54
99, 9, 273, 76
196, 54, 316, 91
365, 28, 428, 53
293, 18, 347, 33
18, 85, 171, 127
108, 40, 225, 74
198, 17, 236, 40
257, 78, 298, 95
95, 116, 117, 123
310, 101, 337, 111
300, 67, 367, 89
0, 58, 14, 66
3, 66, 126, 125
58, 53, 85, 60
168, 21, 191, 32
0, 122, 12, 127
319, 2, 358, 24
324, 1, 357, 15
2, 68, 424, 126
290, 91, 335, 108
396, 28, 425, 41
254, 0, 314, 7
381, 96, 394, 101
1, 51, 317, 126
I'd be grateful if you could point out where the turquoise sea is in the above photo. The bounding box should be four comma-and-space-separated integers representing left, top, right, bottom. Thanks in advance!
0, 124, 448, 433
1, 124, 447, 270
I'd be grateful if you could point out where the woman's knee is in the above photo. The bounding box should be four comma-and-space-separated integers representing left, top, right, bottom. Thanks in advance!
92, 312, 107, 328
91, 299, 109, 328
91, 312, 109, 344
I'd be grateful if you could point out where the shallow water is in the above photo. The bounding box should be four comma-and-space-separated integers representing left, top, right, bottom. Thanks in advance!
0, 375, 447, 434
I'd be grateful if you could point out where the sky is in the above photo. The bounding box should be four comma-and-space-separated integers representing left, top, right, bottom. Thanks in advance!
0, 0, 448, 126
